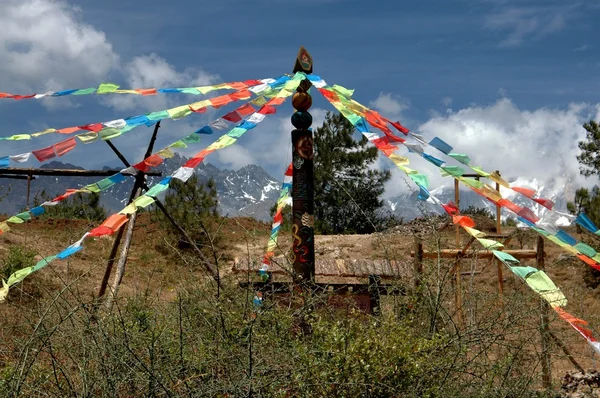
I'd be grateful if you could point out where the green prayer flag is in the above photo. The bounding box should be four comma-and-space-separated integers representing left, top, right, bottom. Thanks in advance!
448, 153, 471, 165
461, 178, 484, 189
477, 238, 503, 250
409, 174, 429, 189
96, 178, 116, 191
134, 196, 155, 209
227, 127, 246, 138
77, 132, 99, 143
525, 271, 567, 307
167, 106, 192, 120
6, 134, 31, 141
145, 183, 170, 198
15, 212, 32, 221
440, 166, 465, 177
331, 84, 354, 98
575, 242, 597, 257
510, 266, 538, 279
72, 88, 96, 95
181, 134, 201, 144
99, 128, 121, 141
492, 250, 519, 265
33, 256, 57, 272
170, 141, 187, 149
179, 88, 201, 95
471, 166, 490, 178
6, 216, 25, 224
83, 184, 101, 193
7, 266, 34, 287
97, 83, 120, 94
147, 110, 169, 121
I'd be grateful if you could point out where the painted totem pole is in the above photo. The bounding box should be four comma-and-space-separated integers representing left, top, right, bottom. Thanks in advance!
291, 47, 315, 285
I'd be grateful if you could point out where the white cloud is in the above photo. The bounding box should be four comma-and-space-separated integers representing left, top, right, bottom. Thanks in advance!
370, 93, 409, 117
0, 0, 119, 92
102, 53, 219, 111
484, 6, 569, 47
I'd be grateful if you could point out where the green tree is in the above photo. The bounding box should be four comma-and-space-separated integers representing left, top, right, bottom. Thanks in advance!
568, 120, 600, 226
313, 112, 391, 234
34, 190, 106, 221
567, 187, 600, 225
156, 175, 221, 251
577, 120, 600, 177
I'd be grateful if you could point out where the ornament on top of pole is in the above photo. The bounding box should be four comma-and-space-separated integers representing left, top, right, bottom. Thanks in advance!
290, 46, 315, 286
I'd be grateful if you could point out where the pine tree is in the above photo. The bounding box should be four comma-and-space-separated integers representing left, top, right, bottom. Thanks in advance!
569, 120, 600, 225
313, 111, 391, 234
156, 175, 221, 251
577, 120, 600, 177
35, 190, 106, 221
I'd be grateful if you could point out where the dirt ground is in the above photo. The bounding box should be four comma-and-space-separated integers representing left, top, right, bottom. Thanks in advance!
1, 213, 600, 386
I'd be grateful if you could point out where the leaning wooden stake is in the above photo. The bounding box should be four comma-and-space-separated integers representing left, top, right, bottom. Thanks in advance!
104, 191, 141, 310
537, 236, 552, 390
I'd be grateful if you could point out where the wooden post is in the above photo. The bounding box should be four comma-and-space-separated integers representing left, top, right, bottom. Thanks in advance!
537, 236, 552, 390
104, 190, 140, 310
453, 178, 463, 327
495, 172, 504, 295
414, 238, 423, 289
290, 47, 315, 286
97, 122, 161, 304
368, 274, 381, 316
26, 171, 32, 210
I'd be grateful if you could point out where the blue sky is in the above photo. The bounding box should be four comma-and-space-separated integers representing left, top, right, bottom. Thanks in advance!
1, 0, 600, 198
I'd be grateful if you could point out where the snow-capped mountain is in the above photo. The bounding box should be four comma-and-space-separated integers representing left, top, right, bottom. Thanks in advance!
0, 156, 283, 221
383, 175, 574, 223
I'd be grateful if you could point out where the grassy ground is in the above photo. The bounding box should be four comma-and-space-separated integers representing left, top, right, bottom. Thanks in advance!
0, 213, 599, 395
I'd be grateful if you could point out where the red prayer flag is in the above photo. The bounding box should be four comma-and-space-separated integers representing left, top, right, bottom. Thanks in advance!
497, 199, 522, 214
54, 137, 77, 157
533, 198, 554, 210
222, 111, 242, 123
229, 90, 252, 101
442, 202, 460, 215
79, 123, 104, 132
243, 80, 262, 86
390, 120, 410, 134
32, 146, 56, 162
265, 97, 286, 106
10, 94, 35, 100
57, 126, 81, 134
236, 103, 255, 116
229, 82, 249, 90
89, 226, 114, 237
318, 88, 339, 102
257, 105, 276, 115
273, 213, 283, 224
133, 161, 151, 172
135, 88, 157, 96
210, 95, 233, 108
144, 154, 163, 167
184, 157, 204, 168
512, 187, 536, 198
371, 137, 398, 156
453, 215, 476, 228
101, 214, 128, 232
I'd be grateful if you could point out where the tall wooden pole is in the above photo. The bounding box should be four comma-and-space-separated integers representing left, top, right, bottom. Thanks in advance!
453, 178, 463, 327
291, 47, 315, 286
537, 236, 552, 390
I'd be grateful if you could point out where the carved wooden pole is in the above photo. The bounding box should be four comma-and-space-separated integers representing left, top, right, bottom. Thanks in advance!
291, 47, 315, 286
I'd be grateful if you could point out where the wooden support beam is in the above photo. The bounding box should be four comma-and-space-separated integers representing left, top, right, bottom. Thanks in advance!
0, 175, 36, 180
410, 249, 537, 259
0, 168, 161, 177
